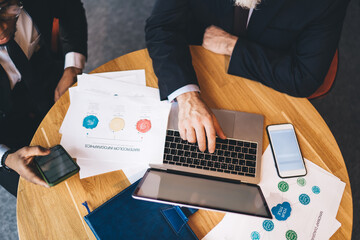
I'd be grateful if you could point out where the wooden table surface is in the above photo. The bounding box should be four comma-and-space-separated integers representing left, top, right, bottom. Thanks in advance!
17, 46, 353, 239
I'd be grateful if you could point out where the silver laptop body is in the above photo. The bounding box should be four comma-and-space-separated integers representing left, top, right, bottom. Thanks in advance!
151, 103, 264, 184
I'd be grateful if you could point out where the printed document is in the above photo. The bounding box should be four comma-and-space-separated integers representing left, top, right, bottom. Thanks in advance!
59, 70, 169, 181
203, 146, 345, 240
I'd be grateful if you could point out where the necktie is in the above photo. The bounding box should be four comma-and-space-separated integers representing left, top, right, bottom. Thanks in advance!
6, 38, 31, 79
233, 6, 250, 37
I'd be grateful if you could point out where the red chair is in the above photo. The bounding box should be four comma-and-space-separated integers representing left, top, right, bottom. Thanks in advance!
308, 49, 339, 99
51, 18, 60, 54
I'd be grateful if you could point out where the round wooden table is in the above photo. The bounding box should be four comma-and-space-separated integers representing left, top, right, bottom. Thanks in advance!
17, 46, 353, 239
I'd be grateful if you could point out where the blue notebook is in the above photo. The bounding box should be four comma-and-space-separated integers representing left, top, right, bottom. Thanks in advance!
83, 180, 199, 240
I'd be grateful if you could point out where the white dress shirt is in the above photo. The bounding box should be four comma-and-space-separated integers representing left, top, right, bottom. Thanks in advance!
0, 10, 86, 162
167, 8, 254, 102
0, 145, 10, 167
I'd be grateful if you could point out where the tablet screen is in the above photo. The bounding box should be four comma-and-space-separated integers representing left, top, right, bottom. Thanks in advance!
133, 169, 272, 218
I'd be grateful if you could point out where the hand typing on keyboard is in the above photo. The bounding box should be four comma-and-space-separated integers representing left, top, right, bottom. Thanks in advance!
176, 92, 226, 153
164, 130, 258, 177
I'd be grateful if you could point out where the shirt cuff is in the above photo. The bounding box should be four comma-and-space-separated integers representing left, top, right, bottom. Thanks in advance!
167, 84, 200, 102
0, 144, 10, 167
64, 52, 86, 70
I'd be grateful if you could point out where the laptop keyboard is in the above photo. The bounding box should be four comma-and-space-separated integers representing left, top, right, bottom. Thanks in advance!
163, 130, 257, 177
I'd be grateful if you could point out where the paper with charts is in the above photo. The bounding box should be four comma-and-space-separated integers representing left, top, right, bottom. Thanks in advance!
59, 70, 170, 181
203, 146, 345, 240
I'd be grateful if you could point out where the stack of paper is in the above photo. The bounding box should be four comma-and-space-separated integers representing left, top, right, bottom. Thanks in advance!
59, 70, 171, 183
203, 146, 345, 240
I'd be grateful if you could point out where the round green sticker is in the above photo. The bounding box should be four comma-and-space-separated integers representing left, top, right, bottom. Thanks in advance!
297, 178, 306, 186
278, 181, 289, 192
286, 230, 298, 240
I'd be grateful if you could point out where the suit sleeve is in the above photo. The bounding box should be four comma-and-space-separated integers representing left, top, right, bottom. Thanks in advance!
53, 0, 88, 59
145, 0, 198, 100
228, 0, 349, 97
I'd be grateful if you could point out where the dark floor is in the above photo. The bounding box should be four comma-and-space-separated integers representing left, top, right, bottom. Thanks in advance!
0, 0, 359, 239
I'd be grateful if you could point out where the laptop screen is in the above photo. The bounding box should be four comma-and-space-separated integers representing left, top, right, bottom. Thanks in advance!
133, 169, 272, 219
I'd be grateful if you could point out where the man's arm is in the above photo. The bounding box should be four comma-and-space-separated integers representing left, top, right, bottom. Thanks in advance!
146, 0, 226, 152
204, 0, 348, 97
53, 0, 88, 101
53, 0, 88, 59
146, 0, 199, 100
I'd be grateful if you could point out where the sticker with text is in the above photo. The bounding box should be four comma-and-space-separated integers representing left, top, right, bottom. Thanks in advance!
271, 202, 292, 221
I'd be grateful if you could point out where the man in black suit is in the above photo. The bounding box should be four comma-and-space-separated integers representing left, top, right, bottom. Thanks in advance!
146, 0, 349, 153
0, 0, 87, 195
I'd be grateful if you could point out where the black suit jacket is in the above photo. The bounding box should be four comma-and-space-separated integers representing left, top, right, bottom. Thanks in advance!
0, 0, 87, 121
145, 0, 349, 100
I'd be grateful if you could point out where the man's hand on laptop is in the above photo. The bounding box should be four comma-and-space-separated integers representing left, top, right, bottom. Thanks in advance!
176, 92, 226, 153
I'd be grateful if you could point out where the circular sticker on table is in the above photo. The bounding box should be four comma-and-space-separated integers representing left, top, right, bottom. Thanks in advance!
271, 202, 292, 221
83, 115, 99, 129
312, 186, 321, 194
262, 220, 274, 231
109, 117, 125, 132
136, 119, 152, 133
278, 181, 289, 192
299, 194, 311, 205
285, 230, 298, 240
297, 178, 306, 187
250, 231, 260, 240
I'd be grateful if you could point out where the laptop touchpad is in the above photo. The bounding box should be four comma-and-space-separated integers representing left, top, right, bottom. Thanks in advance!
212, 109, 235, 138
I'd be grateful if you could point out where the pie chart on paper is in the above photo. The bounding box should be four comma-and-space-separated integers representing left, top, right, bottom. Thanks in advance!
109, 117, 125, 132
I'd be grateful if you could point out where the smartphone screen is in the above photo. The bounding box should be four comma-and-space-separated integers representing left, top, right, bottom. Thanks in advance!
267, 124, 306, 178
35, 145, 79, 185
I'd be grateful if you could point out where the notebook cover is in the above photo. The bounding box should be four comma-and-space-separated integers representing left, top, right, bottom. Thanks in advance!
84, 180, 199, 240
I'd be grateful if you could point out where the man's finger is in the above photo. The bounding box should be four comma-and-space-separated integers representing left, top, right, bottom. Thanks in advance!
194, 125, 206, 152
186, 127, 197, 143
30, 175, 49, 188
24, 146, 51, 158
178, 123, 187, 141
24, 171, 49, 188
54, 89, 60, 102
204, 120, 217, 153
213, 115, 226, 139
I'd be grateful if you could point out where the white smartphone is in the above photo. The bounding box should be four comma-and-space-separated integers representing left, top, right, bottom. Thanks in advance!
266, 123, 307, 178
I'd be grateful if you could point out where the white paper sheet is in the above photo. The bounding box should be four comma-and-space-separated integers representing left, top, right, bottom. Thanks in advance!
61, 92, 171, 165
77, 158, 147, 183
60, 77, 160, 134
60, 69, 167, 181
91, 69, 146, 85
60, 72, 150, 134
203, 146, 346, 240
77, 74, 159, 98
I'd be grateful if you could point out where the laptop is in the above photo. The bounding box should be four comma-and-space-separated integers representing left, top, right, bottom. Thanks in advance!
133, 104, 272, 219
